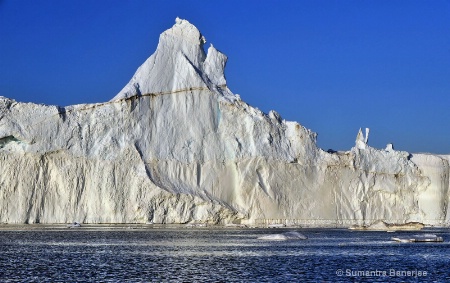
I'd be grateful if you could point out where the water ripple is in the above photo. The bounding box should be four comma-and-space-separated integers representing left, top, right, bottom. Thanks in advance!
0, 228, 449, 282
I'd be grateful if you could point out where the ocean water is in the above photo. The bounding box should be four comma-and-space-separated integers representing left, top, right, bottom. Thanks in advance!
0, 227, 449, 282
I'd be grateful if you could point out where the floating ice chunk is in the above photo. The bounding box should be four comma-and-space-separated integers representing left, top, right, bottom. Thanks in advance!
258, 231, 307, 241
391, 234, 443, 243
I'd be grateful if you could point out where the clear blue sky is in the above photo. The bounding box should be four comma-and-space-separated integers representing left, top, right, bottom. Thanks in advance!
1, 1, 449, 154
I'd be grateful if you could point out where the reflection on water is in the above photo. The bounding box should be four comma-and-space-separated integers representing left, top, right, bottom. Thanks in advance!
0, 227, 449, 282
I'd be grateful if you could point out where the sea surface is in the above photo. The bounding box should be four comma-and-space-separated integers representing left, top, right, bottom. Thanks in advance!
0, 226, 449, 282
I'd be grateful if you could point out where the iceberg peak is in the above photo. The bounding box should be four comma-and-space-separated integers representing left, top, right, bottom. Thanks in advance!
111, 18, 235, 102
355, 127, 370, 149
169, 17, 206, 46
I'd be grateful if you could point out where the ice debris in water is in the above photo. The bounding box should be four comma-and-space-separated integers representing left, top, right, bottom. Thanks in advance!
391, 234, 444, 243
258, 231, 308, 241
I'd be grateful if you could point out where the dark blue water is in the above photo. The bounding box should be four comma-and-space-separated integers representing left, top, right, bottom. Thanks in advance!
0, 227, 449, 282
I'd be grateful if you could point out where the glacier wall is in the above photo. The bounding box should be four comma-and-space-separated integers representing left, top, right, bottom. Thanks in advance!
0, 18, 448, 226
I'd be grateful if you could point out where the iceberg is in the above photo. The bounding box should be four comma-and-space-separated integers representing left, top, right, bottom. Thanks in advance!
0, 18, 448, 226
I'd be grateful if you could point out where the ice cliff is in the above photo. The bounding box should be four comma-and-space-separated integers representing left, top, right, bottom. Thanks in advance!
0, 18, 449, 226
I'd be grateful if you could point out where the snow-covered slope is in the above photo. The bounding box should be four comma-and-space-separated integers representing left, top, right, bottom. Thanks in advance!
0, 18, 448, 226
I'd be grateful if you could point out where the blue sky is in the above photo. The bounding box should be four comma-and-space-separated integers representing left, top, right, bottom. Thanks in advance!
1, 1, 449, 154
